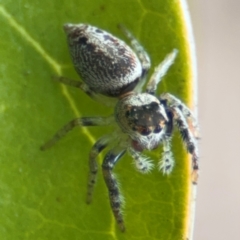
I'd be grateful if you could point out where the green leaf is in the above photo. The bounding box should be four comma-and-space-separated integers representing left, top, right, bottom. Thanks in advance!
0, 0, 197, 239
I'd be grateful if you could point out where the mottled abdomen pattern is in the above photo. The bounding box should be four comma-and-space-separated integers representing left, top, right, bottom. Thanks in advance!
64, 24, 142, 97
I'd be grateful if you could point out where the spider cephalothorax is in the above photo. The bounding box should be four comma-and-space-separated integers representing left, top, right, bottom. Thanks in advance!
41, 23, 199, 232
115, 93, 168, 150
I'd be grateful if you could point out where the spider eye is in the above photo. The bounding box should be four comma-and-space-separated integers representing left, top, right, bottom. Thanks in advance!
140, 127, 151, 136
153, 125, 162, 133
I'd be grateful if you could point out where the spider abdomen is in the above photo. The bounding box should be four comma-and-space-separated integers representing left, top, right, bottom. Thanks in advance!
64, 24, 142, 97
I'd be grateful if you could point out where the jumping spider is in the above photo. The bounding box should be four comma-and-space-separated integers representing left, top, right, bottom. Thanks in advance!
41, 23, 199, 232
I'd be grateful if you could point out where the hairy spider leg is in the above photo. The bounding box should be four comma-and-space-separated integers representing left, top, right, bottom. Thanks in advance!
172, 107, 199, 184
52, 76, 118, 106
128, 147, 154, 173
118, 25, 151, 74
40, 116, 114, 150
160, 93, 199, 138
102, 148, 126, 232
86, 135, 111, 203
118, 25, 151, 92
146, 49, 178, 95
52, 76, 97, 99
159, 136, 175, 174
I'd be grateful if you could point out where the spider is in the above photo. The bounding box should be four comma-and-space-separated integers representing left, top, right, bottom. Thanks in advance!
41, 23, 199, 232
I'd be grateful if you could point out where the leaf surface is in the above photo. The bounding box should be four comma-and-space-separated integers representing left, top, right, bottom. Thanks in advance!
0, 1, 196, 239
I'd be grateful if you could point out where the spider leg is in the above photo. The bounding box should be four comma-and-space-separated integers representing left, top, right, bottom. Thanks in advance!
172, 107, 199, 184
40, 116, 114, 150
146, 49, 178, 95
159, 136, 175, 174
128, 147, 154, 173
86, 135, 111, 203
102, 147, 126, 232
52, 76, 97, 99
160, 93, 199, 138
53, 76, 117, 106
118, 25, 151, 75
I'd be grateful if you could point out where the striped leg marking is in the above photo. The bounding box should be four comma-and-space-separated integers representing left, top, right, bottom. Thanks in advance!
160, 93, 199, 138
102, 148, 126, 232
128, 147, 154, 173
173, 107, 199, 184
159, 136, 175, 174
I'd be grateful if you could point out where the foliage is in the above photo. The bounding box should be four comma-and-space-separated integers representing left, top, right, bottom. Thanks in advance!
0, 0, 194, 239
